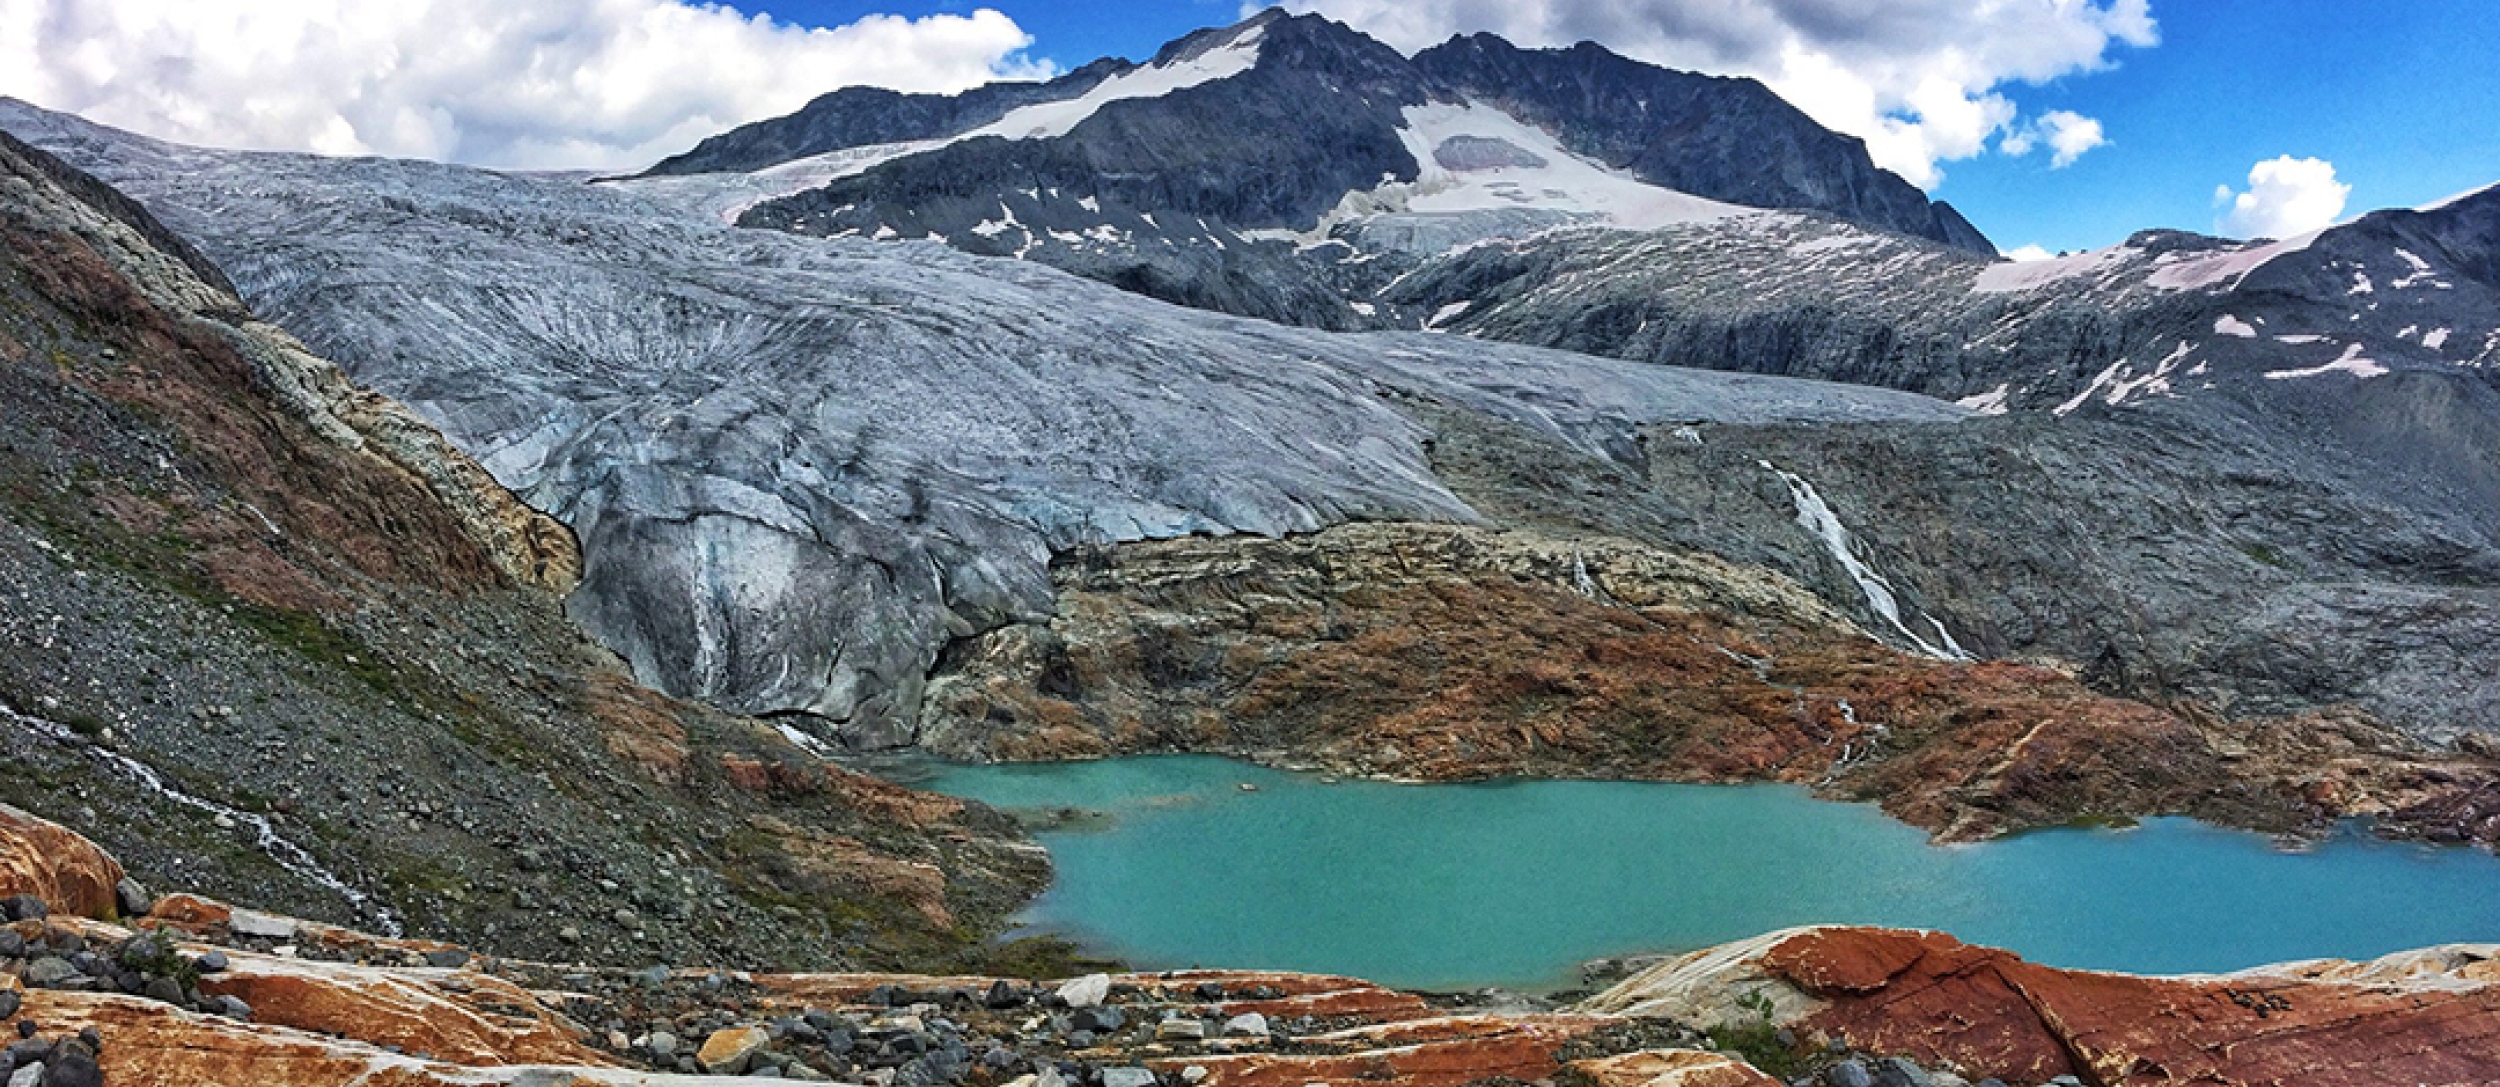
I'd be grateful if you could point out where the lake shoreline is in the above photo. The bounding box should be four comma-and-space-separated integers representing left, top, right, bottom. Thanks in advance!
897, 753, 2500, 994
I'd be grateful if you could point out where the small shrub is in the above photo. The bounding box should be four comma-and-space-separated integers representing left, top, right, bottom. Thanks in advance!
1706, 990, 1809, 1079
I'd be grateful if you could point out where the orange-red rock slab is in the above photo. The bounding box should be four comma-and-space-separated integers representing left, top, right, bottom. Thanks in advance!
0, 802, 127, 919
1759, 928, 2500, 1087
191, 951, 614, 1067
23, 988, 712, 1087
51, 913, 610, 1069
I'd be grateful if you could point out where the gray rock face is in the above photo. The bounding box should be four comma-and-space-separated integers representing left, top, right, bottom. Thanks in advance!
640, 57, 1134, 178
1, 100, 1960, 747
1406, 32, 1993, 254
721, 11, 1994, 328
1386, 209, 2500, 414
1363, 189, 2500, 743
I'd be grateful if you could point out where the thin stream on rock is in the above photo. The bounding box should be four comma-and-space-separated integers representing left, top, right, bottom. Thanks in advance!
1, 699, 400, 936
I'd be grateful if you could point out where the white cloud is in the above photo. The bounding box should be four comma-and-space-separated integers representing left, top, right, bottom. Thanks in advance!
0, 0, 1050, 171
2001, 109, 2105, 167
2216, 155, 2350, 240
2005, 243, 2056, 262
2040, 110, 2106, 167
1277, 0, 2156, 189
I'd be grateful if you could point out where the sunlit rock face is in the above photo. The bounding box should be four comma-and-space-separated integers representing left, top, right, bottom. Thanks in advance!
0, 802, 126, 920
1586, 926, 2500, 1087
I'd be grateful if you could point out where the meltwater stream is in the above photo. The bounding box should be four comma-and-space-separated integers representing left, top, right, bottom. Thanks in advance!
911, 755, 2500, 991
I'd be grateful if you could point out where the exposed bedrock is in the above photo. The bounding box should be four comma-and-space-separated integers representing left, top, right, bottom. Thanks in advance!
1586, 926, 2500, 1087
918, 520, 2500, 843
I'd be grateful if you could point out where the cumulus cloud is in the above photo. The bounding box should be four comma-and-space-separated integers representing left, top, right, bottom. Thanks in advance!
2004, 244, 2056, 262
1275, 0, 2156, 189
2215, 155, 2350, 240
0, 0, 1049, 171
2002, 109, 2106, 167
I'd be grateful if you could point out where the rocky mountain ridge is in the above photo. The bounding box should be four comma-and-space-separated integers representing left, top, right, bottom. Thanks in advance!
654, 10, 1983, 250
637, 10, 1993, 327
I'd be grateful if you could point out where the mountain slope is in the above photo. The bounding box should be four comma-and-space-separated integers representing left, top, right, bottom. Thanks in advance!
1407, 32, 1992, 252
1364, 194, 2500, 745
0, 126, 1044, 969
1, 99, 1968, 749
641, 56, 1134, 177
632, 11, 1991, 327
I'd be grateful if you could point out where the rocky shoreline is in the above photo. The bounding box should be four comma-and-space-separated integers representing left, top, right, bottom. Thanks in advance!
6, 802, 2498, 1086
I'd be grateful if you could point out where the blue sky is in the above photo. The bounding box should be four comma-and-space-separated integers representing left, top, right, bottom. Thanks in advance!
1935, 0, 2500, 254
746, 0, 2500, 255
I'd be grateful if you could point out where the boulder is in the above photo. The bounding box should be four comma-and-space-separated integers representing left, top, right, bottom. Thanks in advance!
112, 878, 152, 920
697, 1025, 772, 1075
1056, 973, 1112, 1009
224, 910, 298, 941
23, 958, 79, 987
0, 806, 124, 920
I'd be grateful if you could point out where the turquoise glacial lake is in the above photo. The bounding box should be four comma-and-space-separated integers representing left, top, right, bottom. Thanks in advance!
909, 755, 2500, 991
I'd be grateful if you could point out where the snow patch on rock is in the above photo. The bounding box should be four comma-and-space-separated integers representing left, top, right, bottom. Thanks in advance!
2265, 342, 2387, 381
967, 26, 1266, 143
1973, 246, 2127, 294
1956, 384, 2011, 415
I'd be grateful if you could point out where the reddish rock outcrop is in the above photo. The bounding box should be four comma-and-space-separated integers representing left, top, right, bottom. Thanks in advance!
0, 802, 127, 918
919, 523, 2500, 842
1589, 926, 2500, 1087
192, 954, 612, 1068
22, 863, 2500, 1087
22, 988, 677, 1087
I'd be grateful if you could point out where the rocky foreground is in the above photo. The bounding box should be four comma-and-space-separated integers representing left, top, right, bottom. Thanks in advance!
8, 803, 2499, 1087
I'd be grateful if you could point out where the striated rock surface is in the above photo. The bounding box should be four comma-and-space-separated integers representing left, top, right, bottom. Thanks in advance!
1587, 926, 2500, 1086
0, 802, 125, 919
